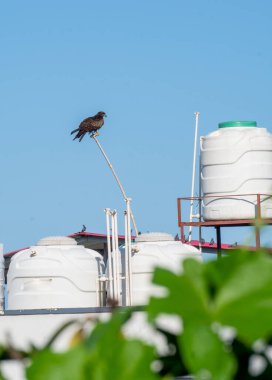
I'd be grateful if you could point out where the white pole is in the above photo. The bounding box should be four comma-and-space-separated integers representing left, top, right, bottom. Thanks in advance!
124, 210, 129, 306
111, 211, 117, 300
92, 134, 139, 236
96, 278, 99, 307
188, 112, 200, 243
105, 208, 113, 299
198, 156, 202, 252
126, 198, 133, 306
113, 211, 121, 304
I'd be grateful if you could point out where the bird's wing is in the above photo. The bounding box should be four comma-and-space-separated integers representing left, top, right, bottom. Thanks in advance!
79, 116, 94, 127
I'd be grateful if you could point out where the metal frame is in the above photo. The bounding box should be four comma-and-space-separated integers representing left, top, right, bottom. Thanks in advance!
177, 193, 272, 257
1, 306, 144, 316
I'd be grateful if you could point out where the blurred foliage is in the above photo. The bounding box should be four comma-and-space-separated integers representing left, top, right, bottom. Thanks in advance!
26, 310, 159, 380
148, 250, 272, 379
1, 250, 272, 379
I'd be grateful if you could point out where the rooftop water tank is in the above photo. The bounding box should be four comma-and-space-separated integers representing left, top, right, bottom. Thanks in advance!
7, 236, 105, 310
201, 121, 272, 220
0, 244, 4, 313
115, 232, 202, 306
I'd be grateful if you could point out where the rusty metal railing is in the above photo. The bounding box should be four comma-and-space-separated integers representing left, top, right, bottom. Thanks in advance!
177, 193, 272, 252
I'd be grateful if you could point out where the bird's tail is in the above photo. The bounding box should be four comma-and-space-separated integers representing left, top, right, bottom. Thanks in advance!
72, 132, 86, 142
78, 133, 85, 142
70, 128, 79, 135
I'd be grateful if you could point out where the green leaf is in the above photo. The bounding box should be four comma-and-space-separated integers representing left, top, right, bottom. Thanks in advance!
148, 260, 210, 324
209, 252, 272, 344
155, 327, 189, 378
84, 338, 159, 380
83, 310, 159, 380
0, 369, 6, 380
84, 309, 132, 351
179, 322, 236, 380
26, 347, 86, 380
149, 252, 272, 346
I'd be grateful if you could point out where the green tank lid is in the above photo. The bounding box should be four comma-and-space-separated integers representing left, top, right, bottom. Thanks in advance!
218, 121, 257, 128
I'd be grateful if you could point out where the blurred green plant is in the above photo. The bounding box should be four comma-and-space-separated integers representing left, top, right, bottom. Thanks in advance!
148, 250, 272, 379
1, 250, 272, 379
25, 310, 160, 380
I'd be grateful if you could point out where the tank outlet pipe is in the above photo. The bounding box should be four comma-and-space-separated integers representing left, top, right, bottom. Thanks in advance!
92, 134, 139, 237
0, 244, 4, 314
188, 112, 200, 242
105, 208, 113, 299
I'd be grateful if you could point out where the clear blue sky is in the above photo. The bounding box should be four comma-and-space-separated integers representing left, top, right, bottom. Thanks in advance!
0, 0, 271, 251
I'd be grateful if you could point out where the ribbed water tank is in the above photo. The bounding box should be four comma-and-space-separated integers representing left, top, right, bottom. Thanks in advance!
7, 236, 105, 310
201, 121, 272, 220
116, 232, 202, 306
0, 244, 4, 313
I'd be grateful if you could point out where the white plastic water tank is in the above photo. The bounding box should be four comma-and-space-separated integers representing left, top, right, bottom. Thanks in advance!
0, 244, 4, 313
7, 236, 105, 310
201, 121, 272, 220
117, 232, 202, 306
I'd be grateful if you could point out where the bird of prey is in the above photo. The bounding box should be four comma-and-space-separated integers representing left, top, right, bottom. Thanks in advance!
71, 111, 107, 142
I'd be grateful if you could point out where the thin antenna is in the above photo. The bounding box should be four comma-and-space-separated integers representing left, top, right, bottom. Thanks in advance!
188, 112, 200, 242
92, 133, 139, 237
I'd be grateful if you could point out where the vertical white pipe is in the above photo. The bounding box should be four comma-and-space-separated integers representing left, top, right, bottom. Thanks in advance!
198, 155, 202, 252
126, 199, 133, 306
113, 211, 120, 304
105, 208, 113, 299
189, 112, 200, 242
111, 211, 117, 300
0, 244, 4, 314
96, 278, 99, 307
124, 210, 129, 306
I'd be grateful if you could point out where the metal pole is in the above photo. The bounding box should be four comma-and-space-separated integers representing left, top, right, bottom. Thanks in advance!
215, 226, 222, 259
198, 155, 202, 252
105, 208, 113, 299
124, 210, 130, 306
113, 211, 121, 303
188, 112, 200, 242
111, 211, 117, 300
92, 134, 139, 236
256, 193, 261, 249
177, 198, 185, 243
126, 198, 133, 306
